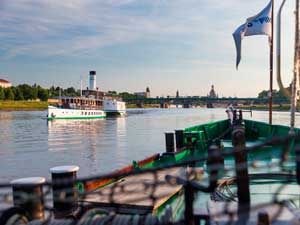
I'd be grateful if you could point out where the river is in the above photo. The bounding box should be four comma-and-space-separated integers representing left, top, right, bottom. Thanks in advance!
0, 108, 298, 182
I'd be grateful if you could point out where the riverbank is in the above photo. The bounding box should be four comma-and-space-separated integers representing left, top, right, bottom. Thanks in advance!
0, 101, 48, 111
0, 101, 294, 112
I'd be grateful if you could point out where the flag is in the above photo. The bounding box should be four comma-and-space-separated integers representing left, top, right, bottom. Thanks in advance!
233, 0, 272, 69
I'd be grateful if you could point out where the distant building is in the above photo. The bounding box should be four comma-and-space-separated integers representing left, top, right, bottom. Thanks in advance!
208, 85, 218, 98
0, 79, 12, 88
176, 90, 179, 98
134, 87, 150, 98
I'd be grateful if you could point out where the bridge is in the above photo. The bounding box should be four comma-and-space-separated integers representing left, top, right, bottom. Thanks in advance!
123, 97, 290, 108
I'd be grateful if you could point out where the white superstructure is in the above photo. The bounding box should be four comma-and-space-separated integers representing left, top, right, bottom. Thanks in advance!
48, 106, 105, 120
47, 97, 106, 120
103, 99, 126, 116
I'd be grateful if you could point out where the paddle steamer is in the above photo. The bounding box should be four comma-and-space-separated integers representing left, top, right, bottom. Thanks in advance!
47, 97, 106, 120
48, 71, 126, 120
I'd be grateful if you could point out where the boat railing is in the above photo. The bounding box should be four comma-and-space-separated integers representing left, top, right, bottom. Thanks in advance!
50, 103, 103, 110
1, 127, 300, 225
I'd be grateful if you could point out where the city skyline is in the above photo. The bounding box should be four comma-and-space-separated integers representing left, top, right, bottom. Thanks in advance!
0, 0, 295, 97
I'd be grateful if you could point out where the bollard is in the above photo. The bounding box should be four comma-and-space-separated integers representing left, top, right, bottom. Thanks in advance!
185, 132, 195, 149
165, 132, 175, 153
175, 130, 184, 151
207, 144, 223, 191
11, 177, 46, 221
257, 211, 270, 225
50, 165, 79, 218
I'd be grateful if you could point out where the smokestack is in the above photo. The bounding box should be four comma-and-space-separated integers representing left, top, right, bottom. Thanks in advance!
89, 71, 96, 91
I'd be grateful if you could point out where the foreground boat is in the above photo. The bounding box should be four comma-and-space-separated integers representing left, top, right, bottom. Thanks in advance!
2, 109, 300, 225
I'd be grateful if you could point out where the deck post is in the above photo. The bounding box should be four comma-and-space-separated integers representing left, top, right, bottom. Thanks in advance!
175, 130, 184, 151
207, 144, 222, 191
165, 132, 175, 153
184, 182, 195, 225
296, 148, 300, 184
232, 124, 250, 222
50, 165, 79, 218
11, 177, 46, 221
257, 211, 270, 225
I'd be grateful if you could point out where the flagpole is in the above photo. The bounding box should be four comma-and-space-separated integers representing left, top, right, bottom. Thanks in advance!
269, 0, 274, 125
290, 0, 300, 134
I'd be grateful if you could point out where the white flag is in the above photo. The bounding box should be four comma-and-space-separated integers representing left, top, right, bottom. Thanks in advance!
233, 0, 272, 69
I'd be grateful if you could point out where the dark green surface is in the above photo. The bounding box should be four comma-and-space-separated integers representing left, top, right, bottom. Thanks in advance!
90, 119, 300, 219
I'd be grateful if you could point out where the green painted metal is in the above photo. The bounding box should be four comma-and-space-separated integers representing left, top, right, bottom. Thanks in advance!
88, 119, 300, 219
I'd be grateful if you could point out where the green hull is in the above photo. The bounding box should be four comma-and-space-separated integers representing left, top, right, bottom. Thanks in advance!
78, 119, 300, 222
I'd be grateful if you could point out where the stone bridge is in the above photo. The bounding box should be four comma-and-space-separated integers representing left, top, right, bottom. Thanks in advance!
123, 97, 289, 108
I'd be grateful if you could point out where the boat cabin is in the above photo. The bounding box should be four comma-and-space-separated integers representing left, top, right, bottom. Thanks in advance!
55, 97, 103, 110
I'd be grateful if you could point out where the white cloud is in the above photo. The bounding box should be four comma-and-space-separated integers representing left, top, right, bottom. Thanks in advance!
0, 0, 296, 97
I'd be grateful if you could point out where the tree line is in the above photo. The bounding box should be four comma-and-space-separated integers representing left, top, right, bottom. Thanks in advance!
0, 84, 80, 101
258, 89, 289, 100
107, 91, 144, 99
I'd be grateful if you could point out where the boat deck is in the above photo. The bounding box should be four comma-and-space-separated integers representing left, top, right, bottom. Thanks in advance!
82, 167, 184, 214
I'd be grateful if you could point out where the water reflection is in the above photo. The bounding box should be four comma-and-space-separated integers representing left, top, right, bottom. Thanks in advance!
1, 108, 300, 182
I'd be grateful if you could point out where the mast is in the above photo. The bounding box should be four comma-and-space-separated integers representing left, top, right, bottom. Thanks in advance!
80, 76, 83, 97
291, 0, 300, 134
277, 0, 290, 98
269, 0, 274, 125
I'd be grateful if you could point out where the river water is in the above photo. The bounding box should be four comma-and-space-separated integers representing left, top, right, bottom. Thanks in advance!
0, 108, 299, 183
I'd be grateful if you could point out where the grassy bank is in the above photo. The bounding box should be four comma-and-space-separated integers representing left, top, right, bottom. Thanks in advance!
0, 101, 48, 111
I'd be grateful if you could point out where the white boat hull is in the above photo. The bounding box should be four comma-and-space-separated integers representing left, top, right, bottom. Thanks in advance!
47, 106, 106, 120
103, 100, 126, 116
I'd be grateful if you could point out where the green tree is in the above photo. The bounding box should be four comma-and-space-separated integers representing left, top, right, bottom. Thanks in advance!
5, 88, 14, 100
14, 87, 24, 100
258, 90, 269, 99
31, 86, 38, 99
37, 87, 49, 101
0, 87, 5, 100
258, 89, 289, 100
108, 90, 117, 95
64, 87, 79, 97
49, 86, 58, 97
18, 84, 38, 100
119, 92, 138, 99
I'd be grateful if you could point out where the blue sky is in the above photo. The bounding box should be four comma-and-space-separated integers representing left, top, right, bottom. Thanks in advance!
0, 0, 295, 97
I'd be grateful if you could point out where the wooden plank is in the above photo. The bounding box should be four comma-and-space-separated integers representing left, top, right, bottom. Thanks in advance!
83, 154, 160, 192
82, 167, 184, 213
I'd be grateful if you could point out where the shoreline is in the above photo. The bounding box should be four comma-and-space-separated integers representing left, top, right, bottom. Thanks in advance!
0, 100, 48, 111
0, 101, 295, 112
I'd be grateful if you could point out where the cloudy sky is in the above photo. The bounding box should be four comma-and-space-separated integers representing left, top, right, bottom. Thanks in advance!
0, 0, 295, 97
